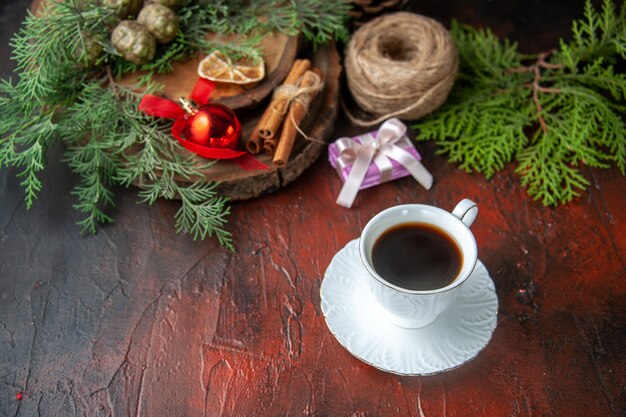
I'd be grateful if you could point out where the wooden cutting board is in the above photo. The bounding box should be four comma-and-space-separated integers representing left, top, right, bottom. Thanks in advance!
158, 43, 341, 201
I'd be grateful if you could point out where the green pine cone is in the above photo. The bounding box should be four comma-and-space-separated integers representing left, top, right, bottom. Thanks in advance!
137, 4, 179, 44
145, 0, 187, 10
75, 32, 104, 67
111, 20, 156, 65
102, 0, 142, 19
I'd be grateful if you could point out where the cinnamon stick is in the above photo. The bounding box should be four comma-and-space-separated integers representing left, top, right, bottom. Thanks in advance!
273, 68, 323, 166
257, 59, 312, 139
263, 138, 277, 155
245, 129, 264, 154
246, 59, 311, 154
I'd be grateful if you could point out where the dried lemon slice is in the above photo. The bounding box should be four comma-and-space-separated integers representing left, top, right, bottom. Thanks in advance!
197, 51, 265, 85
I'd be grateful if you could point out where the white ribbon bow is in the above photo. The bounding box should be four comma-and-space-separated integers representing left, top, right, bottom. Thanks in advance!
335, 118, 433, 208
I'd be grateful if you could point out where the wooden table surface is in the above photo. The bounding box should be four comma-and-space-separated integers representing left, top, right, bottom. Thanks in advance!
1, 1, 625, 416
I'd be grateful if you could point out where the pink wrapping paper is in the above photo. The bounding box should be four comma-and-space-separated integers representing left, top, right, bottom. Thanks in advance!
328, 131, 422, 190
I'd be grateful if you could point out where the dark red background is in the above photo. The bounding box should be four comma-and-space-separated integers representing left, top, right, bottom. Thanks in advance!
1, 1, 624, 416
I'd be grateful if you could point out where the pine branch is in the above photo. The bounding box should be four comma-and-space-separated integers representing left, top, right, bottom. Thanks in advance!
451, 20, 522, 83
66, 144, 117, 234
200, 0, 350, 46
555, 0, 626, 68
105, 81, 234, 249
59, 81, 125, 232
110, 0, 350, 78
14, 136, 47, 209
264, 0, 351, 46
174, 182, 234, 250
508, 50, 565, 134
516, 128, 591, 206
415, 0, 626, 206
0, 3, 118, 210
45, 78, 234, 247
0, 79, 56, 209
177, 3, 265, 60
1, 0, 350, 247
10, 2, 116, 109
417, 87, 532, 178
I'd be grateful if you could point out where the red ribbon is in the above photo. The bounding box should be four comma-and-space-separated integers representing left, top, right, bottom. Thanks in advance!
139, 78, 267, 170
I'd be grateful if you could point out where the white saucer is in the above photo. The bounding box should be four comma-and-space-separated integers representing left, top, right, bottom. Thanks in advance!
320, 239, 498, 376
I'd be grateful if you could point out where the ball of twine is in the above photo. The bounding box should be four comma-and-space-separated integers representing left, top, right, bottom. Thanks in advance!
345, 12, 459, 126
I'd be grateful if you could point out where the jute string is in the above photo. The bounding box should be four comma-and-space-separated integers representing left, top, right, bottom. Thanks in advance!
271, 73, 324, 114
273, 72, 327, 144
344, 12, 459, 127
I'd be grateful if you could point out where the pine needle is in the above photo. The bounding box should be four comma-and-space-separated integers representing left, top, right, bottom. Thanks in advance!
415, 0, 626, 206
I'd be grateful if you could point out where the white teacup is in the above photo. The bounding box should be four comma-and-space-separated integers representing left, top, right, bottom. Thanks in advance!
359, 199, 478, 329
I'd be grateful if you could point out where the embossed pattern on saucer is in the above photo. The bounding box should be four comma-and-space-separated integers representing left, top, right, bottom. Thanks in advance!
320, 239, 498, 376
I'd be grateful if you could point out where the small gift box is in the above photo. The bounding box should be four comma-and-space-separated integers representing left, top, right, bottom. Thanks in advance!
328, 118, 433, 208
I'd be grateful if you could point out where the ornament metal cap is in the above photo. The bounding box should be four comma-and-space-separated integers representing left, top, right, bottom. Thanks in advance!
179, 97, 198, 115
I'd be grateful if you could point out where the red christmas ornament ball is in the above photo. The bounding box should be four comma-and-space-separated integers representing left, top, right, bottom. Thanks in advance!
183, 103, 241, 149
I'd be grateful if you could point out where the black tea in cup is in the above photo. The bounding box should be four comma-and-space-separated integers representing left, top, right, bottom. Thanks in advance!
372, 222, 463, 291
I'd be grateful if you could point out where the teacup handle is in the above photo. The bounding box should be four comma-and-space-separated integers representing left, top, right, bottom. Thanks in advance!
452, 199, 478, 227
